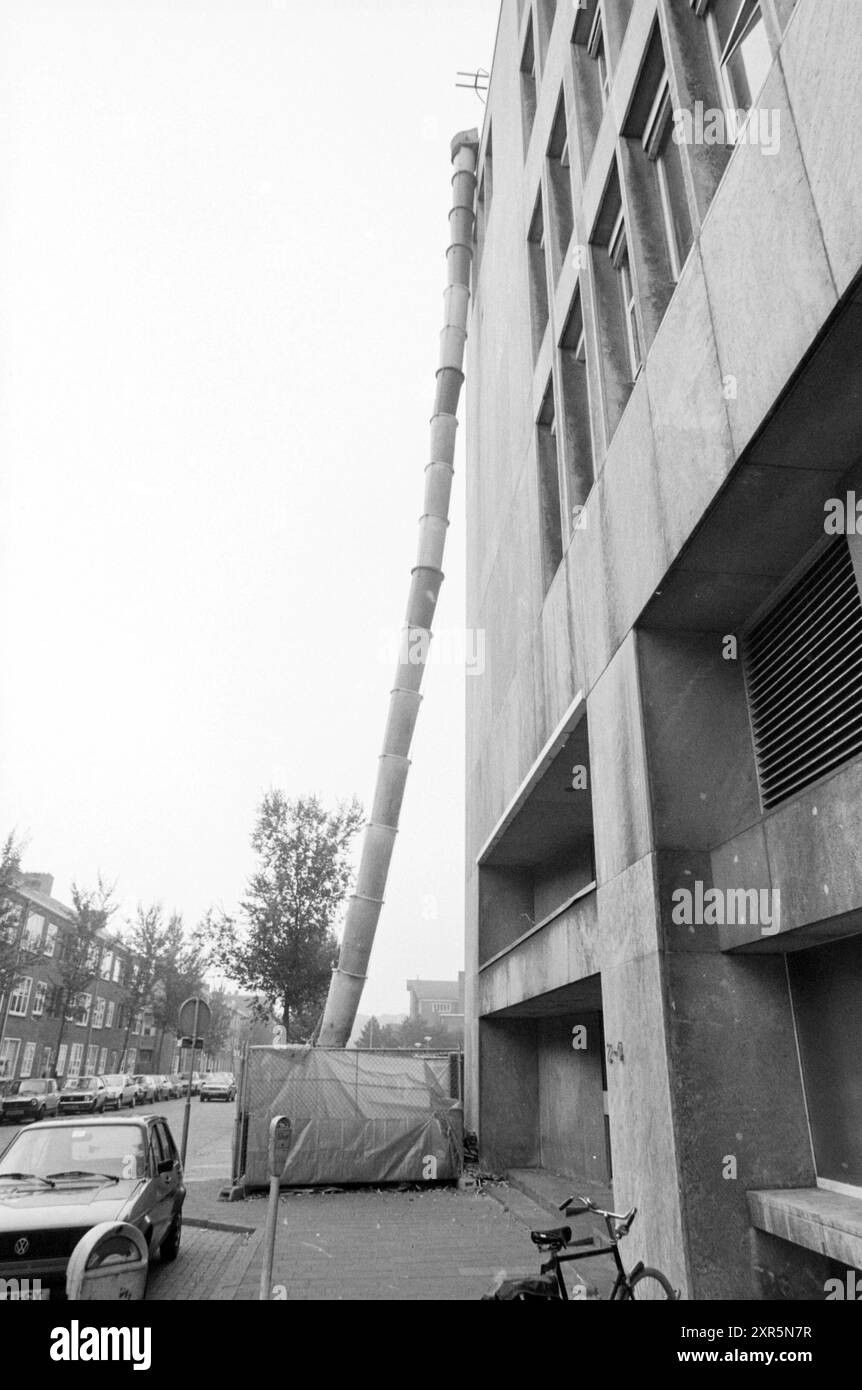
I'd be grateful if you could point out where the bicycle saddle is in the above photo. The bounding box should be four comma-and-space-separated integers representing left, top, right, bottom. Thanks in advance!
530, 1224, 572, 1250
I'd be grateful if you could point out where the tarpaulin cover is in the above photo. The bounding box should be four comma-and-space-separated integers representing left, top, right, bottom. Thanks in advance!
241, 1046, 463, 1188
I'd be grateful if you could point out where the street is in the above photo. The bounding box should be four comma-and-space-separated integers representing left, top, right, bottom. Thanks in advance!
0, 1092, 235, 1185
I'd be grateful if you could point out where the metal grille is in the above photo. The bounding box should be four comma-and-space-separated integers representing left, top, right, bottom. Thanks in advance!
745, 539, 862, 809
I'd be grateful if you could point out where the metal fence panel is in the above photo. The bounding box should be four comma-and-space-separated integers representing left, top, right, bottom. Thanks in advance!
240, 1045, 463, 1188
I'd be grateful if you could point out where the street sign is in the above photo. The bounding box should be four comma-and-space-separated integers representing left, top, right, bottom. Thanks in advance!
178, 995, 212, 1168
178, 996, 211, 1040
269, 1114, 293, 1177
261, 1116, 292, 1301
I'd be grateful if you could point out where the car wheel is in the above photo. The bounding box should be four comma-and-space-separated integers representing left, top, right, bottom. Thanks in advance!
161, 1211, 182, 1264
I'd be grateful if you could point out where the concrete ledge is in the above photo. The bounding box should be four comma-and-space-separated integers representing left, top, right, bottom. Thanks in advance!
748, 1188, 862, 1269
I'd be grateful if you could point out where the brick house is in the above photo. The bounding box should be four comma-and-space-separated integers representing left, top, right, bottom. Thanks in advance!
0, 873, 166, 1081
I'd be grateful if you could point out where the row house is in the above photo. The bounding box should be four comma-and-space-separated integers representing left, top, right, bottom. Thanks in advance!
0, 872, 161, 1081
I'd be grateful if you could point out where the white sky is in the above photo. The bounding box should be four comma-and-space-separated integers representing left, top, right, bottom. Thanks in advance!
0, 0, 498, 1016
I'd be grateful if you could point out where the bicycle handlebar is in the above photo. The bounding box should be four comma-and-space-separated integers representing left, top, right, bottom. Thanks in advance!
559, 1194, 638, 1234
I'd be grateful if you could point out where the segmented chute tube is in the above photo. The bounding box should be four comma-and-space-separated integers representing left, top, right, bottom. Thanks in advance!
317, 129, 479, 1048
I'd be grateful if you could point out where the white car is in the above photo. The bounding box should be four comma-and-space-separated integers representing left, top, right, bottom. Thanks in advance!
200, 1073, 236, 1103
100, 1073, 137, 1110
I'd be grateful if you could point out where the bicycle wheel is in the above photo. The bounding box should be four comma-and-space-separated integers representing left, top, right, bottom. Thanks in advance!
626, 1267, 677, 1299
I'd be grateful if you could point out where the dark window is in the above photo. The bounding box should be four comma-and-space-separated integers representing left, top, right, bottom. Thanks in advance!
546, 92, 574, 281
559, 292, 595, 519
527, 192, 550, 357
520, 15, 538, 156
537, 378, 564, 591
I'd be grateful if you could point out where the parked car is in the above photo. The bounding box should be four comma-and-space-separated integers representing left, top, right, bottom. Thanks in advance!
0, 1113, 185, 1296
155, 1075, 174, 1100
100, 1074, 136, 1110
0, 1078, 61, 1125
57, 1077, 107, 1115
178, 1071, 202, 1095
200, 1073, 236, 1103
166, 1074, 185, 1099
131, 1075, 156, 1104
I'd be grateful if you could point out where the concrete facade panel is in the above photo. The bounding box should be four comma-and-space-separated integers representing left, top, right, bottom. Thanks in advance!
780, 0, 862, 297
698, 64, 837, 459
588, 635, 652, 885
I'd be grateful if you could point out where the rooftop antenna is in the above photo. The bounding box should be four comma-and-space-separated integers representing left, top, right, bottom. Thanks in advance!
456, 69, 489, 104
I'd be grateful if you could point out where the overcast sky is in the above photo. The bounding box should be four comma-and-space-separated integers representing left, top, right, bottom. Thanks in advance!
0, 0, 498, 1016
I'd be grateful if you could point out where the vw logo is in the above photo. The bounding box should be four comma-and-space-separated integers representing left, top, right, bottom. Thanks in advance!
14, 1237, 29, 1256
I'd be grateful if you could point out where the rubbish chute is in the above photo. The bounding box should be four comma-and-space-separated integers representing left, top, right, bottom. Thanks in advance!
317, 129, 479, 1048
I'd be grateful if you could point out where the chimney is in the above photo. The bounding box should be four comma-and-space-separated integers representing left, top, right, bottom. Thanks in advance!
18, 872, 54, 896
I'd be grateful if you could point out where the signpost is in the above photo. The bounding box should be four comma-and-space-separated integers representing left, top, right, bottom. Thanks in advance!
259, 1115, 292, 1301
178, 995, 212, 1168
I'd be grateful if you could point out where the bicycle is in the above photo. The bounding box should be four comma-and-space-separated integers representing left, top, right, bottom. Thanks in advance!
485, 1194, 678, 1300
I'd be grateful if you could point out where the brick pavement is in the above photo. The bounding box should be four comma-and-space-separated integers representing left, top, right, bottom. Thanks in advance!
146, 1222, 261, 1301
231, 1188, 538, 1301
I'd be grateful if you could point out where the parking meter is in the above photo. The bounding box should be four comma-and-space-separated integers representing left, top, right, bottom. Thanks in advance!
66, 1222, 149, 1301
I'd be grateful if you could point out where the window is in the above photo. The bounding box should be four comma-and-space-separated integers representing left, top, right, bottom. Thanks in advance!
105, 1000, 115, 1029
590, 168, 641, 438
546, 92, 574, 281
109, 1050, 119, 1071
68, 1043, 84, 1076
587, 7, 611, 109
101, 951, 113, 981
24, 913, 45, 952
706, 0, 771, 131
43, 923, 57, 957
643, 75, 693, 281
609, 212, 643, 379
520, 14, 538, 155
475, 128, 493, 275
536, 0, 557, 73
527, 192, 550, 357
132, 1010, 143, 1035
32, 979, 48, 1018
85, 1044, 98, 1077
558, 291, 595, 523
78, 993, 92, 1027
113, 957, 124, 985
56, 1044, 68, 1077
571, 2, 610, 165
430, 1001, 454, 1014
93, 996, 105, 1029
126, 1048, 136, 1072
537, 378, 564, 592
20, 1042, 36, 1078
0, 1038, 21, 1078
98, 1047, 108, 1072
41, 1045, 54, 1075
8, 976, 33, 1017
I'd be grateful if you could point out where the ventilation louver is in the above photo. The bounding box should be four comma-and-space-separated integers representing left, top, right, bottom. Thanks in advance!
745, 538, 862, 809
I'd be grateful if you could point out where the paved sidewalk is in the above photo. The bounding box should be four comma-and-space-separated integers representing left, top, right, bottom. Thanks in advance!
167, 1180, 538, 1300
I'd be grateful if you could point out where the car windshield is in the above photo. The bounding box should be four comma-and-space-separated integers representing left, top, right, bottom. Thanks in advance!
209, 1075, 232, 1084
9, 1079, 48, 1095
0, 1124, 147, 1180
62, 1078, 96, 1091
102, 1076, 125, 1086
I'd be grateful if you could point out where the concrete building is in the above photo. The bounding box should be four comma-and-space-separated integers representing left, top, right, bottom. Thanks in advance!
465, 0, 862, 1298
0, 873, 165, 1081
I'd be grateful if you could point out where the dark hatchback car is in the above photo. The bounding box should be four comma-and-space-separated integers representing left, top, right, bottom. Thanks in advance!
0, 1114, 185, 1297
1, 1078, 61, 1125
